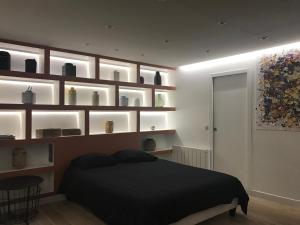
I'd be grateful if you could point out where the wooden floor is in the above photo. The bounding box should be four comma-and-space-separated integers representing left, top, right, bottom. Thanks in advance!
30, 197, 300, 225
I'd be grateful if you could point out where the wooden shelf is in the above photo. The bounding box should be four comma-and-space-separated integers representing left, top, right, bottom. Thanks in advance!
0, 131, 177, 147
0, 166, 54, 178
140, 130, 176, 135
0, 164, 54, 174
0, 70, 61, 81
0, 70, 176, 90
148, 149, 173, 154
0, 104, 176, 111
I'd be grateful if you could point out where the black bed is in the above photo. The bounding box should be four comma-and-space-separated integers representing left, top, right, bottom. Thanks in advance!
61, 155, 249, 225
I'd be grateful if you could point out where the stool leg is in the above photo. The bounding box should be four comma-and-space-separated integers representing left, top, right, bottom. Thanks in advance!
25, 186, 31, 225
229, 208, 237, 217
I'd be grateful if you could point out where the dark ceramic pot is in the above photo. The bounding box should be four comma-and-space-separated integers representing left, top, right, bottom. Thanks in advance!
154, 71, 161, 85
0, 51, 11, 70
143, 138, 156, 152
140, 76, 144, 84
25, 59, 37, 73
62, 63, 76, 76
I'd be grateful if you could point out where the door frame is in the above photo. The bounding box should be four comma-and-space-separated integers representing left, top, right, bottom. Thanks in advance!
209, 68, 253, 189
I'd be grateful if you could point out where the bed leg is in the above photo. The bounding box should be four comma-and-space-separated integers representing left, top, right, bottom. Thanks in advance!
229, 208, 236, 217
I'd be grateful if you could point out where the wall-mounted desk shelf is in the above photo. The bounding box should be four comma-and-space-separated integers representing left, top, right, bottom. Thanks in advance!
149, 149, 173, 155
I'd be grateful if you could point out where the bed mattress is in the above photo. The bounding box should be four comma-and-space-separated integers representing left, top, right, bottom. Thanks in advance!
61, 159, 249, 225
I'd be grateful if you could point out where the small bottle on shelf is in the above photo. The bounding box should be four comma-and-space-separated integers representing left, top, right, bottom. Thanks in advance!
155, 94, 165, 107
68, 87, 77, 105
114, 70, 120, 81
92, 91, 100, 106
134, 98, 141, 107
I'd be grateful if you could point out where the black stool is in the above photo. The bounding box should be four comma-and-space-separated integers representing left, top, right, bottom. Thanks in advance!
0, 176, 43, 225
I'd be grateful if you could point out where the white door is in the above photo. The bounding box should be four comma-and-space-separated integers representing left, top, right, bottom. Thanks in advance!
213, 73, 248, 186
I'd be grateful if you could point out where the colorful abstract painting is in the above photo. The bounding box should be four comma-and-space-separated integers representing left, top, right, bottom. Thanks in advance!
257, 49, 300, 130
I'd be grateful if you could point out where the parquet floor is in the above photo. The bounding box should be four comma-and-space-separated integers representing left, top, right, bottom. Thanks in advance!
30, 197, 300, 225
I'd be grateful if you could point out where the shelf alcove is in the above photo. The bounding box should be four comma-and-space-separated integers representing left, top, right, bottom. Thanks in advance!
140, 65, 175, 87
119, 86, 152, 107
31, 110, 85, 139
100, 59, 137, 83
89, 111, 137, 135
0, 144, 53, 173
0, 42, 44, 73
155, 89, 176, 108
140, 111, 175, 132
50, 50, 95, 79
0, 75, 59, 105
0, 110, 25, 140
65, 82, 115, 106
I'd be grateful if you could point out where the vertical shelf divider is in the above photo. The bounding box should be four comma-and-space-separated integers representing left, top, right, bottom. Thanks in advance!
44, 48, 50, 74
137, 110, 140, 134
137, 64, 140, 84
115, 84, 119, 107
85, 109, 89, 136
95, 57, 100, 80
59, 80, 65, 106
152, 88, 155, 108
26, 108, 32, 140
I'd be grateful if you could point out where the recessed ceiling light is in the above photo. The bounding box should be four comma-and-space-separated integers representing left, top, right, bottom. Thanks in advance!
105, 25, 115, 29
218, 21, 227, 25
260, 36, 269, 40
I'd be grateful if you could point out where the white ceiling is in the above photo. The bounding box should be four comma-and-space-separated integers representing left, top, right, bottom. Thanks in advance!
0, 0, 300, 67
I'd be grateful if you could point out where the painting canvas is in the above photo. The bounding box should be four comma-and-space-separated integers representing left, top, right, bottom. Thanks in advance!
257, 49, 300, 131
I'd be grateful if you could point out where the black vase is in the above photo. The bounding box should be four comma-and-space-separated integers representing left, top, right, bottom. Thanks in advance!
154, 71, 161, 85
143, 138, 156, 152
139, 76, 144, 84
62, 63, 76, 77
0, 51, 11, 70
25, 59, 37, 73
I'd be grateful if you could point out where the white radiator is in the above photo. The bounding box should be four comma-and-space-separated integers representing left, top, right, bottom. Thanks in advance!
159, 146, 211, 169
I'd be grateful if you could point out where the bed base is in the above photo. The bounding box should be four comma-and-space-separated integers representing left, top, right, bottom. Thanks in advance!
171, 198, 238, 225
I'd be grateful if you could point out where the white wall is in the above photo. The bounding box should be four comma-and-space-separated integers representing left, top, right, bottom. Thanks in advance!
174, 54, 300, 203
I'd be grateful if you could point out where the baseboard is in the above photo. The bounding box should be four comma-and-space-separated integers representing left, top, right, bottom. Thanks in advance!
40, 194, 66, 205
250, 190, 300, 207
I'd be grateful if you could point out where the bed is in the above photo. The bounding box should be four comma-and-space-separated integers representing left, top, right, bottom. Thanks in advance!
61, 151, 249, 225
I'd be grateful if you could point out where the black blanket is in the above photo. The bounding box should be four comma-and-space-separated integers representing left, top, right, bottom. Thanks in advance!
61, 159, 249, 225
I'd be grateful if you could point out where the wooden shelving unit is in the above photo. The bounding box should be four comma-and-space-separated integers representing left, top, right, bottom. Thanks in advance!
0, 38, 176, 195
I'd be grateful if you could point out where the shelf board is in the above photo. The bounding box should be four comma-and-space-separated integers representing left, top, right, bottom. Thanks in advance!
0, 69, 61, 81
0, 166, 54, 178
0, 70, 176, 90
0, 131, 176, 147
0, 164, 54, 175
89, 131, 137, 136
148, 149, 173, 154
140, 130, 176, 135
0, 104, 176, 111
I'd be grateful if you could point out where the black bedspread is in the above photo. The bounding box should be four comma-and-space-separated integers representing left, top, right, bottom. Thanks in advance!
61, 159, 249, 225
